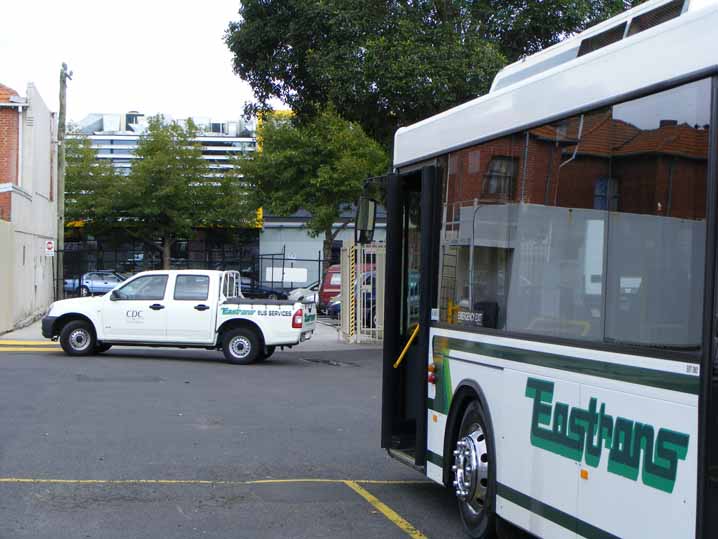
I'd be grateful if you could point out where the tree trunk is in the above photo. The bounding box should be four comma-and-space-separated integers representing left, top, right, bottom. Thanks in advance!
162, 238, 173, 269
322, 226, 334, 278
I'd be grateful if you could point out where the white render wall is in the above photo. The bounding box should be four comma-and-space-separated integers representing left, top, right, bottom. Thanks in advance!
259, 224, 386, 285
2, 83, 58, 331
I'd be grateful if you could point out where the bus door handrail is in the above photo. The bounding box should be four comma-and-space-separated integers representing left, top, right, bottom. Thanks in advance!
393, 324, 420, 369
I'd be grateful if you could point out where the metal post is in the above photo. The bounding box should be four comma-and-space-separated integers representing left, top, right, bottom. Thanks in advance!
56, 63, 72, 300
468, 198, 479, 310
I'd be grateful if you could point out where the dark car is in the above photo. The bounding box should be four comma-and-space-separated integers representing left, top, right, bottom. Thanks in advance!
240, 276, 288, 300
64, 271, 128, 297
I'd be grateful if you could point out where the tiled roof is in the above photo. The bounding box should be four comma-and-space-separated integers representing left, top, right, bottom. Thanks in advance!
614, 124, 709, 160
532, 112, 709, 160
0, 83, 19, 103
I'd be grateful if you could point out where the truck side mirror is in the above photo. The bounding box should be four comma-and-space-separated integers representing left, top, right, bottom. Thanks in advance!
110, 290, 120, 301
355, 196, 376, 244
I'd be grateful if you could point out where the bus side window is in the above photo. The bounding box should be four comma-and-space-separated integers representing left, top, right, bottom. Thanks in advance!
437, 78, 711, 350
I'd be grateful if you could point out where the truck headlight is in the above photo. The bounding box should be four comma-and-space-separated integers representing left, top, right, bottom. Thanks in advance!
46, 303, 55, 317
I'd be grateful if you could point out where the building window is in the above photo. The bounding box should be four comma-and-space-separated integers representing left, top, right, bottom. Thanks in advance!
483, 157, 517, 197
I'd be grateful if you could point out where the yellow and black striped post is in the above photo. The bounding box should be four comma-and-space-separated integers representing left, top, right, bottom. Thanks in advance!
349, 244, 356, 340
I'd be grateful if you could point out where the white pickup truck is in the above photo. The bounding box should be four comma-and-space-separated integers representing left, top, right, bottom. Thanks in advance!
42, 270, 316, 364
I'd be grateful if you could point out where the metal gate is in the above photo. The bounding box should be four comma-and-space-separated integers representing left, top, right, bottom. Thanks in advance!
340, 242, 385, 343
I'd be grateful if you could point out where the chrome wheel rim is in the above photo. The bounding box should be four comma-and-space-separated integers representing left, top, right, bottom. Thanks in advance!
452, 424, 489, 515
230, 336, 251, 359
69, 328, 92, 352
80, 287, 89, 297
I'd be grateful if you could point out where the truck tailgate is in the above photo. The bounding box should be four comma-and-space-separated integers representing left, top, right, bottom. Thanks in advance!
302, 301, 317, 335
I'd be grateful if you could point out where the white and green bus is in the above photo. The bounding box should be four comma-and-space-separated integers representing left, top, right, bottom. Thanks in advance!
359, 0, 718, 537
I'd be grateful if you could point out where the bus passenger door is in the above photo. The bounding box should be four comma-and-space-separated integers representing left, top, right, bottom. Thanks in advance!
382, 165, 442, 468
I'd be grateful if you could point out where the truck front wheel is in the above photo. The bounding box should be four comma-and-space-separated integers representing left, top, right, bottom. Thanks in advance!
222, 328, 260, 365
59, 320, 97, 356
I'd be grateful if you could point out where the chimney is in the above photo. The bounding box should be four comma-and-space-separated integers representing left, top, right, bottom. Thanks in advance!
659, 120, 678, 128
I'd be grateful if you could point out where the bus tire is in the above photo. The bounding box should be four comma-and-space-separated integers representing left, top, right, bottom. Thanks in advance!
222, 328, 260, 365
453, 400, 497, 539
59, 320, 97, 356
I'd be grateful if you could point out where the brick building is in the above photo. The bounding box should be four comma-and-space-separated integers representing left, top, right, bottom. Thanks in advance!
0, 82, 58, 332
447, 109, 708, 219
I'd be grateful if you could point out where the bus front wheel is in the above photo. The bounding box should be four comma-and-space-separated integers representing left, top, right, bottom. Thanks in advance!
452, 400, 496, 539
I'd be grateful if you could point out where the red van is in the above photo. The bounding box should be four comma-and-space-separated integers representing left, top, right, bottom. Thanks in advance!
318, 263, 375, 313
318, 264, 342, 313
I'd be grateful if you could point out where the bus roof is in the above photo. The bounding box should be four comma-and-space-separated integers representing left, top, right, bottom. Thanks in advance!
393, 0, 718, 168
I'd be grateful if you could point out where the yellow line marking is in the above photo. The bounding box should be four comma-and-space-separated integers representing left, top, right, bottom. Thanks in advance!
246, 478, 344, 484
0, 348, 63, 352
354, 480, 430, 485
344, 480, 428, 539
0, 340, 58, 346
0, 477, 431, 486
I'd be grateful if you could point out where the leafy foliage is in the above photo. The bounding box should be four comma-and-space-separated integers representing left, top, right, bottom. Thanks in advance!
65, 118, 255, 269
65, 136, 120, 235
240, 107, 388, 268
226, 0, 646, 147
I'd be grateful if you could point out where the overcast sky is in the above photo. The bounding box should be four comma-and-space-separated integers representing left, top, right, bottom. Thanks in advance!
0, 0, 263, 123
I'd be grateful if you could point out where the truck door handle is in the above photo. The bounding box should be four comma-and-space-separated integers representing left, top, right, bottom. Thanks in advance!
149, 304, 165, 310
194, 304, 210, 311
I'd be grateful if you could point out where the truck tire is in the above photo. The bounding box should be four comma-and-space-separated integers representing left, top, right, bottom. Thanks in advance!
256, 345, 276, 362
222, 328, 260, 365
453, 400, 497, 539
59, 320, 97, 356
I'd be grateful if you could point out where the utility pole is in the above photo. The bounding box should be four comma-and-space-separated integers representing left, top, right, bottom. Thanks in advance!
56, 63, 72, 300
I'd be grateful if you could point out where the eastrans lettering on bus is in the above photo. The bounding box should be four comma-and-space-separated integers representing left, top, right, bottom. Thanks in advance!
525, 377, 689, 493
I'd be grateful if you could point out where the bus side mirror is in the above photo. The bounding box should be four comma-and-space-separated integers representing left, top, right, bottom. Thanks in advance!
355, 196, 376, 244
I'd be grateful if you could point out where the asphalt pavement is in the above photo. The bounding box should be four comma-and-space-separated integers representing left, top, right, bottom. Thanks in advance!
0, 325, 467, 538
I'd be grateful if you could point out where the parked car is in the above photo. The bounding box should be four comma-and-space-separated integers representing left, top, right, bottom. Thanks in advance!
64, 271, 128, 297
327, 271, 419, 328
325, 272, 377, 325
288, 281, 319, 304
240, 276, 288, 300
327, 296, 341, 319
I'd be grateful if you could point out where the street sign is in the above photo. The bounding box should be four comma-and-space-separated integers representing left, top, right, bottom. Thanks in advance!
45, 239, 55, 257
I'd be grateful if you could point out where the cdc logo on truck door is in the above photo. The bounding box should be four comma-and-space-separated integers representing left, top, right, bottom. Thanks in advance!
126, 310, 144, 323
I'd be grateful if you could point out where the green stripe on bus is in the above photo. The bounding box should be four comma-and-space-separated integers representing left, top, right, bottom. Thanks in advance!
497, 483, 620, 539
444, 338, 699, 395
426, 398, 435, 410
426, 451, 443, 468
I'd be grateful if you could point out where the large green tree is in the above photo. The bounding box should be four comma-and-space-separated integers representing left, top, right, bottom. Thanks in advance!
240, 107, 388, 273
65, 136, 121, 236
122, 116, 255, 268
226, 0, 645, 147
66, 118, 255, 269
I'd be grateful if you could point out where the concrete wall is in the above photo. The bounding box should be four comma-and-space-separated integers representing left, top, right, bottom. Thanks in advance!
0, 220, 15, 332
0, 83, 57, 330
12, 84, 57, 323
